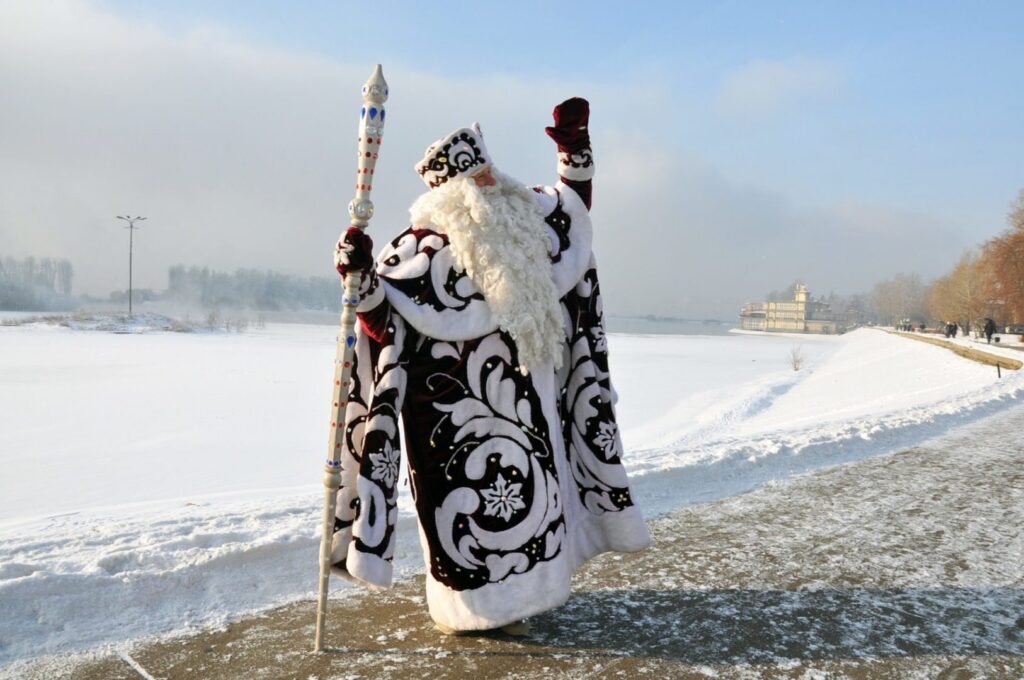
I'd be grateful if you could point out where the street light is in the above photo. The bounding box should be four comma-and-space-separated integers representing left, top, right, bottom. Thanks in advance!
116, 215, 147, 316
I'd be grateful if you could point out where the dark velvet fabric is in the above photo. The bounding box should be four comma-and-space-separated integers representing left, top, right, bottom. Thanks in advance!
545, 97, 591, 153
561, 177, 592, 210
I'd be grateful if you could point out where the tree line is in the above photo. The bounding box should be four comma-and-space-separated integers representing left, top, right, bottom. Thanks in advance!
0, 258, 345, 313
869, 189, 1024, 332
165, 265, 341, 311
0, 256, 76, 310
928, 190, 1024, 332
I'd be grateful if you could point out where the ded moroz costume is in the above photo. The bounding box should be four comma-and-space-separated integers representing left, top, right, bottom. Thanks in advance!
330, 97, 650, 633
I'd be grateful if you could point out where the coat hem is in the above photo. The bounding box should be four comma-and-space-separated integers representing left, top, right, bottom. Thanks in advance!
424, 559, 573, 631
572, 504, 652, 571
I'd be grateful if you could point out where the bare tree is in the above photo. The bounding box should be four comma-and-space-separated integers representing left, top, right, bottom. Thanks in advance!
0, 256, 76, 310
929, 250, 992, 332
928, 275, 955, 327
871, 273, 926, 326
56, 260, 73, 296
1009, 188, 1024, 233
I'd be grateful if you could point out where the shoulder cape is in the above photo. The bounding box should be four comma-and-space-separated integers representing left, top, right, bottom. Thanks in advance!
370, 184, 593, 341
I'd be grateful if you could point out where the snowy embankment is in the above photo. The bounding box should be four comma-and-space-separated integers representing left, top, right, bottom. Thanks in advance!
1, 322, 1022, 666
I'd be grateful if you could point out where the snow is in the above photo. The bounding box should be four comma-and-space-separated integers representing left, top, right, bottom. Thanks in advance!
0, 321, 332, 520
1, 321, 1022, 667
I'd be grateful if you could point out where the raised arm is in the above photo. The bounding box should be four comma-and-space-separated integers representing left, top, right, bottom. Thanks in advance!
545, 97, 594, 210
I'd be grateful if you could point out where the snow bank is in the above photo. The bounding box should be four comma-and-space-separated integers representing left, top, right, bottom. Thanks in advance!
1, 324, 1021, 666
628, 328, 1023, 515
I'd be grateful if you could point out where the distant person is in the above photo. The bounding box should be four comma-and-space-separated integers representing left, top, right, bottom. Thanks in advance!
984, 318, 997, 344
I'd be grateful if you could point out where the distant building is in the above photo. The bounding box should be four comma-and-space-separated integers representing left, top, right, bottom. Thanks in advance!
739, 284, 844, 334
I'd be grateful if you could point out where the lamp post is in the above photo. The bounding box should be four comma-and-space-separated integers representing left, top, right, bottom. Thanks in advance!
116, 215, 147, 316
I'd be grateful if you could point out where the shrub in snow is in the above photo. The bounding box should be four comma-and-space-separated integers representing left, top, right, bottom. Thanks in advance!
790, 345, 804, 371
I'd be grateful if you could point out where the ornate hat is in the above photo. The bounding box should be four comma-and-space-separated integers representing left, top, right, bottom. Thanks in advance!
415, 123, 492, 189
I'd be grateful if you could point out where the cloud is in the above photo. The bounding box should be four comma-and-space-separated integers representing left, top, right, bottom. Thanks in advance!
0, 2, 972, 320
715, 58, 841, 120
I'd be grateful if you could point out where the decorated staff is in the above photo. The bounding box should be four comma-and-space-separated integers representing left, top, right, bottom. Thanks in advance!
314, 63, 388, 653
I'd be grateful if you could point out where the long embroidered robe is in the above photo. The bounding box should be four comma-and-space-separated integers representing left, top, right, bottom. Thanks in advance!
330, 181, 650, 630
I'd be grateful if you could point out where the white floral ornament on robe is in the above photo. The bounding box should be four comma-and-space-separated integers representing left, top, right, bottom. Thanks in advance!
481, 473, 526, 522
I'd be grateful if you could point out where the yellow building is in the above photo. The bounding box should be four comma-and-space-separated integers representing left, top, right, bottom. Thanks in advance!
739, 284, 842, 334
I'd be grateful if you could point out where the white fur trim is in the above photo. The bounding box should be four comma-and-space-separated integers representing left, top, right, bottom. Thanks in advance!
343, 546, 393, 589
330, 531, 390, 591
570, 504, 651, 568
412, 507, 573, 630
557, 149, 595, 181
425, 551, 573, 630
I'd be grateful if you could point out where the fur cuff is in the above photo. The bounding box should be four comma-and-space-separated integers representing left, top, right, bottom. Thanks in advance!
557, 149, 594, 181
570, 504, 651, 572
345, 545, 394, 589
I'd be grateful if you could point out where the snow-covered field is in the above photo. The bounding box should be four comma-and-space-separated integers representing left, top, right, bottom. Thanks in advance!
1, 321, 1022, 667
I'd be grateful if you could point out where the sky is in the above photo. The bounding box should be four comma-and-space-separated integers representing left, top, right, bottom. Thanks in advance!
1, 0, 1022, 319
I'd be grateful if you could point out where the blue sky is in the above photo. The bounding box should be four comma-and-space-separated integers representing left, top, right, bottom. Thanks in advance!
99, 0, 1024, 227
3, 0, 1022, 316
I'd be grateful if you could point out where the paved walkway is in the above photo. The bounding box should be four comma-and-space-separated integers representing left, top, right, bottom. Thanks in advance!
890, 329, 1024, 370
13, 405, 1024, 679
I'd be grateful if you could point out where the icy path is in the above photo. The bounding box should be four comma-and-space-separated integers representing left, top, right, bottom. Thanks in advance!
13, 402, 1022, 679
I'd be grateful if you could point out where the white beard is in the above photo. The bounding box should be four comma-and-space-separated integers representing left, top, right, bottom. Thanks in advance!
409, 168, 564, 374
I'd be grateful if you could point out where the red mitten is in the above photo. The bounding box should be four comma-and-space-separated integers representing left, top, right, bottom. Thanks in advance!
334, 227, 374, 277
545, 97, 591, 153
